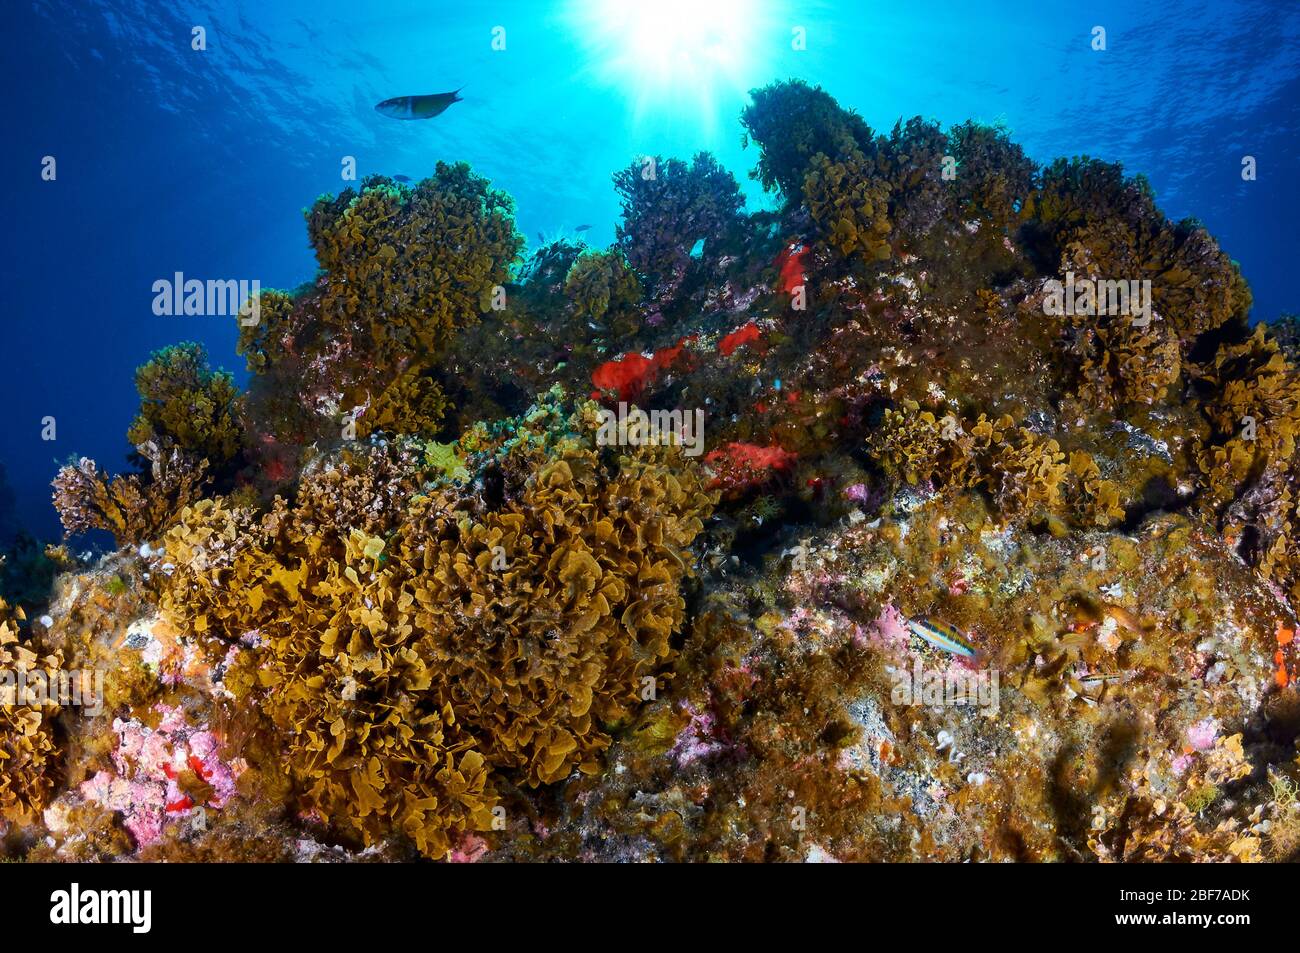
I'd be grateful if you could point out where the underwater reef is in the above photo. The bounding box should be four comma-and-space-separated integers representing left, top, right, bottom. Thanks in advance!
6, 79, 1300, 862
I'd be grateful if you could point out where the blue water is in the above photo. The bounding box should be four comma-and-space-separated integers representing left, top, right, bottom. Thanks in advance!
3, 0, 1298, 541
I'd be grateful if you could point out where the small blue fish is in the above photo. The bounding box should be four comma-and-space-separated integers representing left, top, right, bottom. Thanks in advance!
574, 224, 593, 232
907, 617, 976, 659
375, 88, 464, 120
392, 174, 412, 183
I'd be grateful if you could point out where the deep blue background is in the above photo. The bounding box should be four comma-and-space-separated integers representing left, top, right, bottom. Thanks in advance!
3, 0, 1297, 541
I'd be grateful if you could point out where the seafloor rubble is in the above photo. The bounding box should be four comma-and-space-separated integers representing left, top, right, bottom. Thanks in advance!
2, 79, 1298, 862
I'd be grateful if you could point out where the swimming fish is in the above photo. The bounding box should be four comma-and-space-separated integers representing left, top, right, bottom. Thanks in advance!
374, 88, 463, 121
907, 617, 977, 659
392, 174, 412, 183
1102, 603, 1145, 633
574, 224, 592, 232
1078, 672, 1124, 684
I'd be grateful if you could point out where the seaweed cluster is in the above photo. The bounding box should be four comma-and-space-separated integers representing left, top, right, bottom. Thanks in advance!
155, 398, 713, 856
878, 403, 1125, 527
50, 341, 233, 548
126, 342, 243, 472
241, 162, 523, 461
563, 249, 643, 338
0, 597, 62, 821
613, 152, 745, 302
52, 451, 208, 547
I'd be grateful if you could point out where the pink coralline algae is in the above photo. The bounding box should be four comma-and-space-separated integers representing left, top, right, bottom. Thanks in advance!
669, 704, 728, 767
449, 833, 490, 863
869, 604, 912, 656
844, 483, 870, 502
1187, 718, 1220, 752
79, 703, 243, 849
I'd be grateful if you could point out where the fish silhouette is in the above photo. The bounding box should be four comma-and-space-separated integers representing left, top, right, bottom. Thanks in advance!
375, 88, 463, 120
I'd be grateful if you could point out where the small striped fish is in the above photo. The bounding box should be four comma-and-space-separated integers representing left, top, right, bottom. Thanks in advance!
908, 617, 977, 659
1079, 672, 1124, 685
